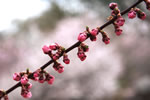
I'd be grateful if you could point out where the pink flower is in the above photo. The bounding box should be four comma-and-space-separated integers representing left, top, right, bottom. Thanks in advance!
79, 55, 87, 61
128, 10, 136, 19
63, 57, 70, 64
49, 43, 58, 50
90, 35, 97, 41
42, 45, 51, 54
116, 17, 125, 26
90, 29, 98, 36
109, 2, 118, 10
33, 69, 40, 78
58, 65, 64, 73
102, 37, 110, 44
21, 90, 32, 98
77, 49, 87, 61
137, 12, 146, 20
115, 28, 122, 36
26, 83, 32, 90
80, 43, 89, 52
21, 75, 29, 85
78, 32, 87, 42
13, 73, 21, 81
31, 76, 38, 81
52, 53, 60, 60
46, 74, 55, 85
38, 74, 45, 83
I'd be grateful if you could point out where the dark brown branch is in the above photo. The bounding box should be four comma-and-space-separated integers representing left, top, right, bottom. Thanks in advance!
1, 0, 144, 98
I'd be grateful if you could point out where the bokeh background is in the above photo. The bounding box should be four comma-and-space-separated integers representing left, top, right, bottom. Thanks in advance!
0, 0, 150, 100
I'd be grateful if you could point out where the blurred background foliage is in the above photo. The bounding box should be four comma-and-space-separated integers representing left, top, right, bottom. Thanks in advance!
0, 0, 150, 100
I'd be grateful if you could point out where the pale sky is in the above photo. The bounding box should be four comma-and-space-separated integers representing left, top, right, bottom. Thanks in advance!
0, 0, 48, 31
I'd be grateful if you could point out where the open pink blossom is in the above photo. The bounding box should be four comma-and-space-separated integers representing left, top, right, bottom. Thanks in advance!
13, 73, 21, 81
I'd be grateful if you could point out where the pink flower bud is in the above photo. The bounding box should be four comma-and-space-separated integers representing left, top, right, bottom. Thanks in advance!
58, 65, 64, 73
90, 35, 97, 41
52, 53, 60, 60
49, 43, 58, 50
81, 45, 89, 52
63, 58, 70, 64
109, 2, 118, 10
21, 90, 32, 98
90, 29, 98, 36
77, 49, 87, 61
115, 28, 122, 36
38, 74, 45, 83
128, 10, 136, 19
103, 37, 110, 44
137, 12, 146, 20
33, 70, 40, 78
13, 73, 21, 81
42, 45, 51, 54
79, 55, 87, 61
21, 75, 29, 85
46, 74, 55, 85
26, 83, 32, 90
78, 32, 87, 42
116, 17, 125, 26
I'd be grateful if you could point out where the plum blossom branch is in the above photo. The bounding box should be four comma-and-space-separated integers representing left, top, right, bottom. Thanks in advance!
0, 0, 148, 99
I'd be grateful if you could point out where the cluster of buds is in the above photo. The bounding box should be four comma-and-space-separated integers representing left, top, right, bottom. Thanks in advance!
32, 69, 55, 84
0, 90, 8, 100
88, 27, 99, 42
13, 69, 32, 98
53, 62, 64, 73
144, 0, 150, 10
42, 43, 70, 73
42, 43, 61, 60
128, 7, 146, 20
100, 30, 110, 44
109, 3, 125, 36
13, 68, 54, 98
77, 43, 89, 61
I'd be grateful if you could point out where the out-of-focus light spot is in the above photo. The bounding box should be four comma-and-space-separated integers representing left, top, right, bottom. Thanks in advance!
0, 0, 48, 31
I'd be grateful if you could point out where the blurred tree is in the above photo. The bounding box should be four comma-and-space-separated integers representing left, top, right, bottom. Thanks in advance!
14, 2, 67, 33
36, 2, 65, 32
